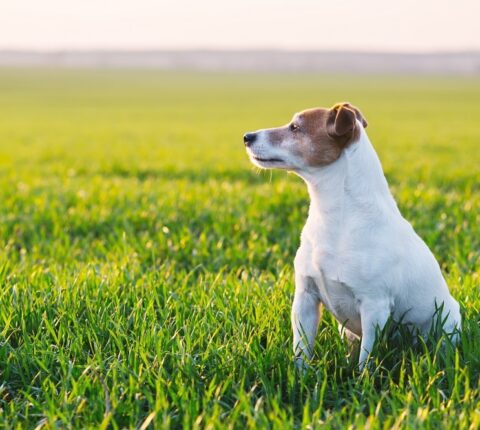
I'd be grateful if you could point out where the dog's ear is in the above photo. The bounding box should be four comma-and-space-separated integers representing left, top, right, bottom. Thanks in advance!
327, 102, 367, 139
326, 104, 357, 138
342, 103, 367, 128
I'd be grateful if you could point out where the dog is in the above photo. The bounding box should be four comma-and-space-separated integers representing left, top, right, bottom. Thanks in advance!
243, 102, 461, 368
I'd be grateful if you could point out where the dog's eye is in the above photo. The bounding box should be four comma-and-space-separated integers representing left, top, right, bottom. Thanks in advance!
290, 123, 299, 132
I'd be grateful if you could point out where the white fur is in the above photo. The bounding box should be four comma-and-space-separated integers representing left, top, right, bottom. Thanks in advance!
248, 122, 461, 368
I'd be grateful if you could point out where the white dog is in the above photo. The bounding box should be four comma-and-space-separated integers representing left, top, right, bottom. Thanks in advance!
244, 103, 461, 368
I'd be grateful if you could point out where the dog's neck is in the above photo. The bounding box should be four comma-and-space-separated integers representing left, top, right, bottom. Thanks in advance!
297, 127, 399, 222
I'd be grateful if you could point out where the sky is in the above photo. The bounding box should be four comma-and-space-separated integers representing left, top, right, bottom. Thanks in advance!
0, 0, 479, 52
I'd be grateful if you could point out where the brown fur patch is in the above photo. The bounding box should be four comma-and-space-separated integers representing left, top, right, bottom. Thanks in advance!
300, 103, 367, 166
297, 108, 345, 166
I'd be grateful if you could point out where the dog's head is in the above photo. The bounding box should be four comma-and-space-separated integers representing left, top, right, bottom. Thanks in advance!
244, 102, 367, 171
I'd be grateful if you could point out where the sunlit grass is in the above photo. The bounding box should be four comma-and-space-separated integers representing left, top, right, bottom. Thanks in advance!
0, 69, 479, 428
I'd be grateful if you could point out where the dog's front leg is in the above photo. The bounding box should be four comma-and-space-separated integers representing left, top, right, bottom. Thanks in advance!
291, 275, 321, 369
358, 298, 391, 369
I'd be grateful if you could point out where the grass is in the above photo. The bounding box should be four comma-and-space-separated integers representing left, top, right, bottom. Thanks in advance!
0, 68, 479, 428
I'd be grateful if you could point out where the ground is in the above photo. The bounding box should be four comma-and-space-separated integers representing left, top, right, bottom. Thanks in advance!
0, 69, 479, 428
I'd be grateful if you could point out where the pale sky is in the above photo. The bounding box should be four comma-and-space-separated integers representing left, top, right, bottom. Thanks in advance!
0, 0, 479, 52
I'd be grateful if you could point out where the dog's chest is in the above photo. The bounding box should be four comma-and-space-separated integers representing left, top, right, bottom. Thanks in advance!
295, 228, 362, 334
313, 272, 361, 334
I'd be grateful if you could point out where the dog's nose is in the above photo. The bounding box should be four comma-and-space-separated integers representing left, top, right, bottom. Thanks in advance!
243, 132, 257, 147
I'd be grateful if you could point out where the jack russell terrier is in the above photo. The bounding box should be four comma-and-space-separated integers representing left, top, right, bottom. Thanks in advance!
243, 103, 461, 368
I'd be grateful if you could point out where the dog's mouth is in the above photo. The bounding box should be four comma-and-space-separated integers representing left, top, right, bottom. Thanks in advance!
251, 155, 284, 163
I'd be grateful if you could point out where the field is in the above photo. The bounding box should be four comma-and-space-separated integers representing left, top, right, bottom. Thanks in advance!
0, 69, 479, 428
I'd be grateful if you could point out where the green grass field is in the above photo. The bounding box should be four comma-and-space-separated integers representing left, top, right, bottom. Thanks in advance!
0, 69, 479, 428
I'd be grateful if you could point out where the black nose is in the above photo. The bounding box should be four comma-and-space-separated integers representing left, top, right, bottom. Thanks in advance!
243, 132, 257, 147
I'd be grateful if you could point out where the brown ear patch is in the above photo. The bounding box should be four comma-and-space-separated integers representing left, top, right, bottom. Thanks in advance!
343, 102, 368, 128
327, 102, 368, 136
326, 102, 367, 145
326, 105, 357, 138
